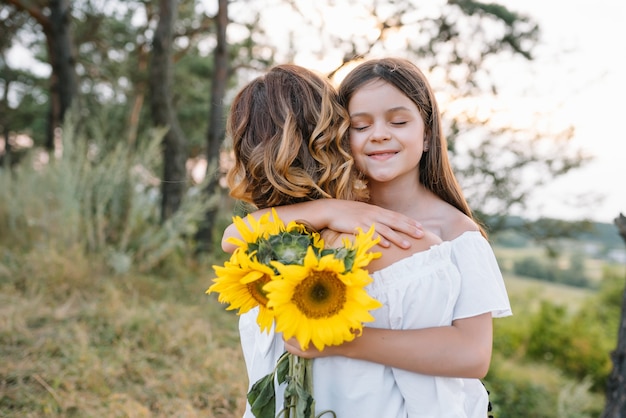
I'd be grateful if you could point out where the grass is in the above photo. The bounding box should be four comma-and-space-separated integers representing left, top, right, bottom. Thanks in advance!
503, 274, 592, 312
0, 242, 615, 417
0, 251, 248, 418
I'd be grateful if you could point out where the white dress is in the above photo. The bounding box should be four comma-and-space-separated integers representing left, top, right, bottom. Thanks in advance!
239, 231, 512, 418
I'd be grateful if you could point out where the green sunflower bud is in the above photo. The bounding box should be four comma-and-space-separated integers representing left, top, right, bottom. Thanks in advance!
267, 231, 316, 265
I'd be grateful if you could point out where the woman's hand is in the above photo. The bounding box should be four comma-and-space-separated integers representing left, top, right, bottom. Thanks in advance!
221, 199, 424, 253
321, 200, 423, 248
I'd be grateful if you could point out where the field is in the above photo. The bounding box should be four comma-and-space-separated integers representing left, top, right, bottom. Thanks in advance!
0, 258, 249, 418
0, 244, 619, 417
503, 274, 592, 311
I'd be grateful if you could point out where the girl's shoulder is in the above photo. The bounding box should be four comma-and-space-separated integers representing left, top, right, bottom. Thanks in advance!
441, 213, 480, 242
422, 201, 479, 242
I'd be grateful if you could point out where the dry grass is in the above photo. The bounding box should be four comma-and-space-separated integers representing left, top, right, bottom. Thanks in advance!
0, 250, 247, 418
0, 241, 612, 417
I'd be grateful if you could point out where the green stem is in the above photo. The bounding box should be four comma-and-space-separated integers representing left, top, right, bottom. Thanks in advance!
282, 355, 317, 418
285, 354, 294, 418
304, 358, 313, 407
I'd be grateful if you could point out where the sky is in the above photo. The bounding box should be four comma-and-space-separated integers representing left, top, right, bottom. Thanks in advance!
492, 0, 626, 223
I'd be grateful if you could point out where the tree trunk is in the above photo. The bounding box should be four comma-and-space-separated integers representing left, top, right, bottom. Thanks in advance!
149, 0, 188, 222
1, 74, 11, 168
48, 0, 76, 150
5, 0, 77, 151
602, 213, 626, 417
127, 41, 149, 146
195, 0, 229, 252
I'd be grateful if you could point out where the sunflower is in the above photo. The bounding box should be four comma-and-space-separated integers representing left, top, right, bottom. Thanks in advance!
341, 225, 381, 272
223, 209, 284, 252
265, 246, 382, 351
207, 249, 277, 332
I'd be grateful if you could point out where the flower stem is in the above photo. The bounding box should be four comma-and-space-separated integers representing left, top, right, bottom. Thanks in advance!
304, 358, 313, 397
283, 355, 315, 418
285, 354, 294, 418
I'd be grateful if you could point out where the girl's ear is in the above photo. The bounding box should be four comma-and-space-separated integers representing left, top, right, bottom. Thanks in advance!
423, 137, 430, 152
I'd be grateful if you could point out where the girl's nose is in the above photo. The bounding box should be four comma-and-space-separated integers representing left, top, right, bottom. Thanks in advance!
370, 122, 390, 141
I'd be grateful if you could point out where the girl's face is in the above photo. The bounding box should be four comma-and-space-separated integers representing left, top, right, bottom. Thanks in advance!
347, 79, 426, 186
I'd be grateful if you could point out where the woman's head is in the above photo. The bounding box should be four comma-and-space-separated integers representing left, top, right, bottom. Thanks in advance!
338, 57, 475, 221
226, 64, 366, 209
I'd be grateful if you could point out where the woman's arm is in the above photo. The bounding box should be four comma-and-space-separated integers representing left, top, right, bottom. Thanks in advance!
222, 199, 424, 253
283, 313, 493, 379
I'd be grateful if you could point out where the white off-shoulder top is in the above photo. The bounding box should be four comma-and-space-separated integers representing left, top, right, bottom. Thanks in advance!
239, 231, 512, 418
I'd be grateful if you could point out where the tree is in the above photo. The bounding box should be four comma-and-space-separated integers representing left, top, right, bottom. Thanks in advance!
195, 0, 228, 251
149, 0, 188, 221
0, 5, 27, 166
602, 213, 626, 417
4, 0, 77, 150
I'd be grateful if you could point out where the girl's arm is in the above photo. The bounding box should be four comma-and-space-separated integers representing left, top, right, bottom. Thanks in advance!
222, 199, 424, 253
283, 313, 493, 379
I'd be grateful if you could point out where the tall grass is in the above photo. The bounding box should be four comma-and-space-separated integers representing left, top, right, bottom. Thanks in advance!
0, 113, 217, 274
0, 115, 247, 417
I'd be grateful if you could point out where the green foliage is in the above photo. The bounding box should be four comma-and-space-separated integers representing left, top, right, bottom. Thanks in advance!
588, 267, 625, 334
491, 229, 530, 248
524, 300, 612, 390
486, 361, 603, 418
513, 256, 551, 280
0, 112, 213, 274
526, 302, 570, 362
487, 262, 623, 415
512, 254, 592, 288
486, 370, 557, 418
493, 266, 623, 393
492, 305, 529, 358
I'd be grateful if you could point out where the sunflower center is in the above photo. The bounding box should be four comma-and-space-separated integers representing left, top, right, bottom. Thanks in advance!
292, 271, 346, 318
247, 275, 271, 307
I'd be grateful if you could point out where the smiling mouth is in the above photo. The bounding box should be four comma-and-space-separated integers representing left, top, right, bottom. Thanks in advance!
367, 151, 397, 157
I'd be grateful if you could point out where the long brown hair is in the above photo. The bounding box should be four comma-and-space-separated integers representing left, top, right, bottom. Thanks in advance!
226, 64, 367, 209
338, 58, 485, 236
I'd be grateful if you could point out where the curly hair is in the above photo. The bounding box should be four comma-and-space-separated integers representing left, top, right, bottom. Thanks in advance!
226, 64, 367, 209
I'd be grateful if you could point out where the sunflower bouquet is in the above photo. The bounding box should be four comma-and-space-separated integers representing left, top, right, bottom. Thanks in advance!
207, 209, 382, 418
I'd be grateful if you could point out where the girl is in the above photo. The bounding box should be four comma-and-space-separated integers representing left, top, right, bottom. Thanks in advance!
280, 57, 512, 417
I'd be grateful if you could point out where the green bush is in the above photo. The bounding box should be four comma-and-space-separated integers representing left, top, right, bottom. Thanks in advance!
486, 358, 603, 418
0, 114, 214, 275
524, 299, 613, 391
512, 255, 591, 288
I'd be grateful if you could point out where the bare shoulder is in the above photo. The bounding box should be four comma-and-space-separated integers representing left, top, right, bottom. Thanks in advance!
423, 201, 479, 242
440, 208, 480, 241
